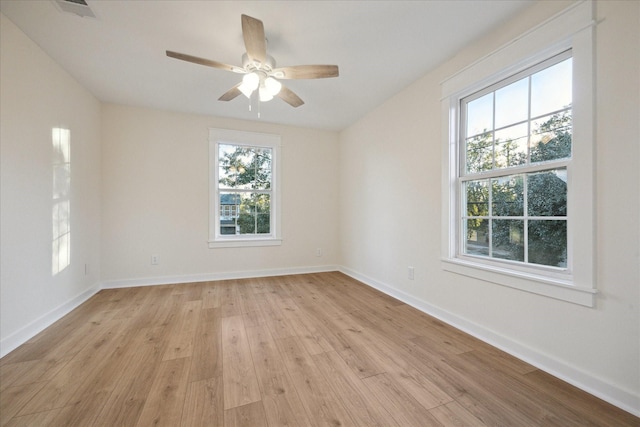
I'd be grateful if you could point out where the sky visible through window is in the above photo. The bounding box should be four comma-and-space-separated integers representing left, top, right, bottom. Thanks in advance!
466, 58, 572, 140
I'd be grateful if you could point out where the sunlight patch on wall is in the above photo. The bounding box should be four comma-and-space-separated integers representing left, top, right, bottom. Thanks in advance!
52, 127, 70, 276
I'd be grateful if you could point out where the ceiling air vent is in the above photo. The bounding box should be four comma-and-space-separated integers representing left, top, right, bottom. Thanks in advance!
52, 0, 96, 18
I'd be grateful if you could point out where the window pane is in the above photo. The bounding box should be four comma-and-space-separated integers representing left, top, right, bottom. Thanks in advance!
256, 214, 270, 234
466, 133, 493, 173
495, 77, 528, 129
494, 123, 528, 169
219, 193, 241, 234
491, 175, 523, 216
530, 111, 572, 163
237, 193, 271, 235
466, 179, 489, 217
218, 166, 237, 188
531, 58, 572, 118
253, 148, 272, 190
492, 219, 524, 261
466, 93, 493, 137
255, 194, 271, 234
528, 220, 567, 267
219, 145, 272, 190
527, 169, 567, 217
464, 219, 489, 256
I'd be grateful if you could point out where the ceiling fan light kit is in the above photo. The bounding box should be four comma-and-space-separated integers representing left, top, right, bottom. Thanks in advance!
166, 14, 339, 110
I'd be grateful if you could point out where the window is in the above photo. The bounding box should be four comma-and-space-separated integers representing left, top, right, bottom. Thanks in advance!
461, 52, 572, 270
209, 128, 281, 248
441, 1, 595, 306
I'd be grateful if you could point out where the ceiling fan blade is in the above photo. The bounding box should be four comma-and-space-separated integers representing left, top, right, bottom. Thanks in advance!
241, 15, 267, 64
277, 85, 305, 108
218, 84, 242, 102
271, 65, 339, 79
166, 50, 243, 73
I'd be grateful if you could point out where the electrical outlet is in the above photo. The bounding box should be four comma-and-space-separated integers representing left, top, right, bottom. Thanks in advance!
316, 248, 323, 257
84, 263, 89, 276
408, 266, 415, 280
151, 254, 159, 265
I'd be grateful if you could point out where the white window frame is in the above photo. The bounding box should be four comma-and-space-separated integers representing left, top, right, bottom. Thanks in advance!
209, 128, 282, 248
440, 1, 596, 306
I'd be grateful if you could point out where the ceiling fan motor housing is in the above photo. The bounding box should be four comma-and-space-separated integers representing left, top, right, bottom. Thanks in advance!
242, 53, 276, 74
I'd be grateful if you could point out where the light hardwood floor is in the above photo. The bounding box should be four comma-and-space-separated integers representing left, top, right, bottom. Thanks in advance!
1, 272, 637, 426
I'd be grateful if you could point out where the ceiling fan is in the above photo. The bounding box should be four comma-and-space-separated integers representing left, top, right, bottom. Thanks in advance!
166, 14, 339, 108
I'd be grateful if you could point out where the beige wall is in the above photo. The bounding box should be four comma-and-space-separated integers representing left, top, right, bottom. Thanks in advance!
0, 14, 102, 349
100, 104, 340, 285
339, 0, 639, 413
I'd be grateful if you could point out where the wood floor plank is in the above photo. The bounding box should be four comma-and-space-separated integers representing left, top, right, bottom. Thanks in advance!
235, 281, 261, 314
312, 350, 401, 427
92, 327, 164, 426
224, 401, 268, 427
268, 295, 334, 356
3, 407, 64, 427
135, 357, 190, 427
0, 301, 113, 367
447, 350, 586, 426
0, 382, 47, 425
275, 336, 356, 427
1, 272, 637, 427
172, 281, 204, 301
162, 300, 202, 361
189, 307, 222, 382
128, 285, 175, 330
202, 281, 223, 309
349, 305, 420, 342
429, 401, 489, 426
333, 318, 455, 410
180, 377, 224, 427
359, 326, 529, 426
246, 324, 313, 427
0, 349, 76, 394
319, 312, 392, 379
46, 326, 146, 426
111, 285, 155, 321
255, 294, 297, 340
0, 360, 40, 392
221, 315, 261, 410
220, 281, 242, 318
522, 369, 640, 427
15, 319, 125, 416
362, 372, 444, 427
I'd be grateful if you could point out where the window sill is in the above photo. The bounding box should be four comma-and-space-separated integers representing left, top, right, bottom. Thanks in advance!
209, 237, 282, 249
441, 257, 596, 307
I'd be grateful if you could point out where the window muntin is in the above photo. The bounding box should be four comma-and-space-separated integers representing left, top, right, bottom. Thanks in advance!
459, 51, 572, 270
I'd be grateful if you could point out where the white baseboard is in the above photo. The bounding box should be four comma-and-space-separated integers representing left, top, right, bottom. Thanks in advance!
101, 265, 339, 289
338, 266, 640, 417
0, 283, 101, 358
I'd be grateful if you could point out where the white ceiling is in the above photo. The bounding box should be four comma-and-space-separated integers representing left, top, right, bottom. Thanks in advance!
1, 0, 533, 131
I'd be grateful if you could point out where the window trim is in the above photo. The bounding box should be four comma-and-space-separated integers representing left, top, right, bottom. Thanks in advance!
208, 128, 282, 248
440, 1, 596, 306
